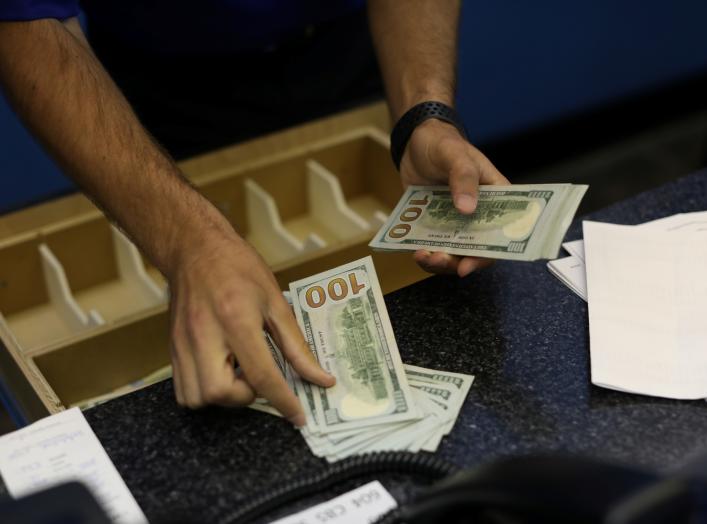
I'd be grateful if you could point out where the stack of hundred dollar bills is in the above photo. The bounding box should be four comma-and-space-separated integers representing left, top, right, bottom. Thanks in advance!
249, 256, 473, 462
369, 184, 588, 260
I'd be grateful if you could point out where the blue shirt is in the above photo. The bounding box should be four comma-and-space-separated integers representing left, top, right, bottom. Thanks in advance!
0, 0, 365, 55
0, 0, 79, 21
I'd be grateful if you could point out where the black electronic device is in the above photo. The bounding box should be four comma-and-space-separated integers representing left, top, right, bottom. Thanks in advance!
376, 455, 697, 524
219, 452, 705, 524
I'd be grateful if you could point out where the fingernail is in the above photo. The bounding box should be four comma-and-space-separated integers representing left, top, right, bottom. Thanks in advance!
454, 194, 476, 213
289, 413, 306, 427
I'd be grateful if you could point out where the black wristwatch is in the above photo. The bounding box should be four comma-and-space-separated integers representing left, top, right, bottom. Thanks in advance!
390, 101, 468, 171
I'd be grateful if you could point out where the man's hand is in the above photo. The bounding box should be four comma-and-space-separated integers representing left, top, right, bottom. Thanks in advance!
368, 1, 510, 276
400, 118, 510, 277
0, 19, 333, 419
168, 227, 335, 425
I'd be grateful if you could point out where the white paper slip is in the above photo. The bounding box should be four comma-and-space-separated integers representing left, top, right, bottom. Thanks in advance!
547, 255, 587, 301
660, 210, 707, 232
553, 211, 707, 301
561, 214, 696, 263
0, 408, 147, 524
270, 480, 397, 524
583, 220, 707, 399
562, 239, 585, 261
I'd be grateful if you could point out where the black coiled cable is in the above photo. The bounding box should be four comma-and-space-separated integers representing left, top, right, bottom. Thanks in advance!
218, 451, 458, 524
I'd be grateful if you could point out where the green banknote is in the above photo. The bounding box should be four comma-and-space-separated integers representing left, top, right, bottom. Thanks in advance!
289, 256, 419, 433
369, 184, 588, 261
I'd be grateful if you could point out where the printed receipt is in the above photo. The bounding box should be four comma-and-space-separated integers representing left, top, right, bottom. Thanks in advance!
271, 480, 397, 524
0, 407, 147, 524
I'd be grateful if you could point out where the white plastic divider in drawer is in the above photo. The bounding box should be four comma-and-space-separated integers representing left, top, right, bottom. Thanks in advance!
1, 227, 167, 352
306, 160, 370, 236
245, 178, 326, 265
306, 161, 389, 231
68, 226, 167, 324
110, 227, 166, 305
38, 243, 105, 330
245, 160, 389, 266
1, 242, 105, 352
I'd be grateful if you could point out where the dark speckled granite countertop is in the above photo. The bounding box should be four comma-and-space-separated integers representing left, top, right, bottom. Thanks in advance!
8, 170, 707, 523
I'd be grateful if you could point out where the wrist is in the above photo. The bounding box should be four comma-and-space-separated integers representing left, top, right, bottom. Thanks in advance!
390, 100, 467, 171
156, 190, 241, 279
406, 118, 463, 156
391, 84, 455, 121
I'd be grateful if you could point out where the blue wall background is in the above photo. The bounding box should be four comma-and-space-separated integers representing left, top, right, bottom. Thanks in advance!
2, 0, 707, 214
457, 0, 707, 144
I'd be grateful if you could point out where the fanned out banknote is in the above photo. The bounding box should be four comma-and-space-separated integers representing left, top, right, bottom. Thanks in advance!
251, 256, 474, 461
369, 184, 588, 261
253, 360, 473, 462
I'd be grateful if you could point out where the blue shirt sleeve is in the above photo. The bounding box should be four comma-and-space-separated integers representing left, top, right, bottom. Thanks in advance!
0, 0, 80, 21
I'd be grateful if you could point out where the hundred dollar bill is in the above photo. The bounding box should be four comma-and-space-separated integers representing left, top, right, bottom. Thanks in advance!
409, 381, 460, 450
289, 256, 419, 433
406, 365, 474, 447
247, 292, 323, 428
248, 329, 324, 433
339, 389, 441, 458
248, 332, 293, 418
403, 364, 474, 393
369, 184, 588, 261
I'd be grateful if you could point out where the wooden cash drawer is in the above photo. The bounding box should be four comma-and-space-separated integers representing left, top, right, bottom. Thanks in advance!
0, 102, 429, 421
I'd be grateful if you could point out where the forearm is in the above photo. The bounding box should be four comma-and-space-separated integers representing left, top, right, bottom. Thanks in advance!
367, 0, 460, 119
0, 19, 231, 276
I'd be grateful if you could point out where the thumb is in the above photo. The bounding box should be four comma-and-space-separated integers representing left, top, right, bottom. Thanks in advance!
430, 136, 480, 215
449, 162, 480, 215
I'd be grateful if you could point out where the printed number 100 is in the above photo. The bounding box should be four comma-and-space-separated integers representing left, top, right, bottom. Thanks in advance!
388, 195, 430, 239
306, 272, 366, 308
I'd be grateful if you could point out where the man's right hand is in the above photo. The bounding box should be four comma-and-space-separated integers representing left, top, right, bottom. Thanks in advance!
167, 227, 335, 426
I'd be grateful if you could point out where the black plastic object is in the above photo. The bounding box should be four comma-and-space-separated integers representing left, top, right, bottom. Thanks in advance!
0, 481, 113, 524
374, 454, 695, 524
218, 451, 458, 524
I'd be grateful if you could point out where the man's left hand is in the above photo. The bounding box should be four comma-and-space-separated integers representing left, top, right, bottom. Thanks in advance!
399, 118, 510, 277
